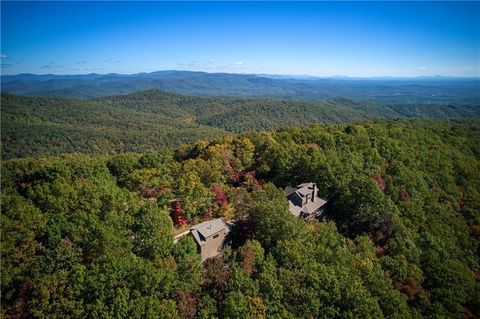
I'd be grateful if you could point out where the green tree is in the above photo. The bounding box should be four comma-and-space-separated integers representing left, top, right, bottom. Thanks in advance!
132, 205, 174, 259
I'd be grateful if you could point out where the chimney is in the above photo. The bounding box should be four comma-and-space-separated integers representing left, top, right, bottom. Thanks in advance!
313, 183, 317, 202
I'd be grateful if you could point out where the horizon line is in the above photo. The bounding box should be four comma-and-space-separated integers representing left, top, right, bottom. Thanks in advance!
1, 69, 479, 80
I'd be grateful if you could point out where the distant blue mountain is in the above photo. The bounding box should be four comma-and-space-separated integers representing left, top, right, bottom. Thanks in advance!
2, 70, 479, 103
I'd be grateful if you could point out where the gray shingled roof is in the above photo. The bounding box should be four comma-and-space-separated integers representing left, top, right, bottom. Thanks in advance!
190, 218, 229, 246
303, 198, 327, 214
296, 186, 312, 197
297, 182, 314, 188
296, 182, 315, 197
284, 186, 297, 197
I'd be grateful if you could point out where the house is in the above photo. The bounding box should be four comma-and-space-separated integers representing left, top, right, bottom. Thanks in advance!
285, 182, 328, 220
189, 218, 230, 262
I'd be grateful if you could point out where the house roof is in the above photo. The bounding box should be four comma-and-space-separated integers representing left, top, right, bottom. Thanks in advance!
285, 182, 328, 218
297, 186, 313, 197
190, 218, 229, 246
296, 182, 315, 197
302, 198, 327, 214
297, 182, 314, 188
284, 186, 297, 197
285, 182, 315, 198
289, 202, 303, 217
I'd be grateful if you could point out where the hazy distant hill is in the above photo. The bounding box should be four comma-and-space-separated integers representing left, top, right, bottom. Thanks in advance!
2, 89, 479, 159
2, 71, 479, 103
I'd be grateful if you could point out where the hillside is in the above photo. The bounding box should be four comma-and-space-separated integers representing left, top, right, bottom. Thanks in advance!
2, 71, 479, 103
2, 121, 479, 318
2, 90, 480, 159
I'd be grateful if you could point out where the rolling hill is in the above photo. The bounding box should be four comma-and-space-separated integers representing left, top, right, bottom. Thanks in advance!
2, 71, 479, 104
2, 89, 479, 159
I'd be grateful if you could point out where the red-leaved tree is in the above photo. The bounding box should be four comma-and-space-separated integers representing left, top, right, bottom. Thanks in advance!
170, 200, 188, 226
372, 173, 386, 191
203, 206, 214, 221
211, 184, 228, 208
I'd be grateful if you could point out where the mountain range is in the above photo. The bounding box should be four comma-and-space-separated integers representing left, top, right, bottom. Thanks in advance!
2, 70, 479, 103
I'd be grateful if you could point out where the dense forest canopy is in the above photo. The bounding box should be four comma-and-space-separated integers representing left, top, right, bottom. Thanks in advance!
2, 120, 479, 318
2, 90, 479, 159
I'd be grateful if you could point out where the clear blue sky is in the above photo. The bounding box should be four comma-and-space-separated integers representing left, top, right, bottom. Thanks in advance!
1, 1, 479, 77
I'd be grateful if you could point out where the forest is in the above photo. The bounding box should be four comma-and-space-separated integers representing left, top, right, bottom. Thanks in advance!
2, 90, 480, 159
2, 119, 479, 318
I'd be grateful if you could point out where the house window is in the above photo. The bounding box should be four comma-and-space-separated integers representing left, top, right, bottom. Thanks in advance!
213, 234, 219, 239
